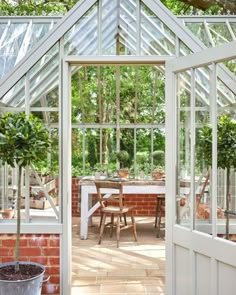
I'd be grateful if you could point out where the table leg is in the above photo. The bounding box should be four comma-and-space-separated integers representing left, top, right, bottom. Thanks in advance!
80, 188, 89, 239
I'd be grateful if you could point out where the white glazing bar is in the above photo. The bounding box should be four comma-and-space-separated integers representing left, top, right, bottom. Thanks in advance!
25, 72, 30, 222
58, 37, 64, 223
62, 60, 72, 295
211, 63, 217, 238
134, 128, 137, 175
165, 61, 177, 295
82, 128, 86, 175
203, 20, 215, 47
15, 21, 33, 64
116, 65, 120, 164
190, 68, 196, 231
100, 128, 102, 164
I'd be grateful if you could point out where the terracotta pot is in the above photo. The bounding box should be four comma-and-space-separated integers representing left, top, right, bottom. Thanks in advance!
1, 209, 14, 219
152, 171, 164, 180
117, 168, 130, 179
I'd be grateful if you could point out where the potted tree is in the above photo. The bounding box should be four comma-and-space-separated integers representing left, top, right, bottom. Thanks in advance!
0, 112, 51, 294
198, 114, 236, 239
116, 150, 130, 178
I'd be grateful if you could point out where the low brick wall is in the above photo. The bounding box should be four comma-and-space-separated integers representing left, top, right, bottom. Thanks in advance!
72, 177, 162, 217
0, 234, 60, 295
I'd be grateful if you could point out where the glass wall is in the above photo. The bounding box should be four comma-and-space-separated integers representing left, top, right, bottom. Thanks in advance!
71, 64, 165, 178
175, 58, 236, 241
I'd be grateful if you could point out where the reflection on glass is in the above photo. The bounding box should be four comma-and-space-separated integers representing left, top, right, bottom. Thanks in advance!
208, 23, 233, 46
1, 76, 25, 107
141, 3, 176, 55
177, 71, 191, 228
185, 23, 210, 47
64, 4, 98, 55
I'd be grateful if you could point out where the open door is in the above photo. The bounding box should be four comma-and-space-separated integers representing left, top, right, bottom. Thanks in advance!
165, 41, 236, 295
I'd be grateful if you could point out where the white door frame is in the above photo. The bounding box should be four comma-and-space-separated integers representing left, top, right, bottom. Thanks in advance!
165, 40, 236, 295
62, 55, 173, 295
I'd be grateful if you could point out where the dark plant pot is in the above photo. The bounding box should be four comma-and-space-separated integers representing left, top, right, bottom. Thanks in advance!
0, 262, 47, 295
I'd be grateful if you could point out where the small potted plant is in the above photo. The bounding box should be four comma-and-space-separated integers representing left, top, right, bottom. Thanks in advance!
152, 150, 165, 180
152, 166, 165, 180
0, 112, 51, 294
0, 208, 14, 219
116, 150, 130, 178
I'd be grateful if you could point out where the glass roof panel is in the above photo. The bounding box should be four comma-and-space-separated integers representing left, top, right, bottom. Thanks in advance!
0, 2, 235, 112
101, 0, 118, 55
208, 23, 233, 46
64, 4, 98, 56
29, 43, 59, 107
0, 20, 54, 80
230, 22, 236, 35
185, 23, 210, 47
1, 76, 25, 107
140, 3, 176, 55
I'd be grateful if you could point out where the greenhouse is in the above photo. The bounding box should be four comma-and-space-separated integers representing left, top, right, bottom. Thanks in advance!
0, 0, 236, 294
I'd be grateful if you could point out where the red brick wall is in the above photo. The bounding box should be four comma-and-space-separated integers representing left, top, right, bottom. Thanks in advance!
72, 177, 162, 217
0, 234, 60, 295
72, 178, 80, 217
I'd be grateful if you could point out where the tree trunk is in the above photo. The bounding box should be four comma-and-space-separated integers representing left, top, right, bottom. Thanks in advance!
225, 167, 230, 240
15, 165, 22, 272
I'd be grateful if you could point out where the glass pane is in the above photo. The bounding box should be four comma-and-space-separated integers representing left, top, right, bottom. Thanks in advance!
179, 41, 192, 56
29, 43, 59, 107
216, 63, 236, 242
85, 129, 100, 176
185, 23, 210, 47
177, 71, 191, 228
153, 127, 165, 174
0, 23, 27, 80
1, 76, 25, 107
195, 66, 210, 107
72, 129, 84, 177
141, 3, 176, 55
137, 66, 164, 124
100, 67, 117, 123
230, 22, 236, 35
208, 23, 233, 46
64, 4, 98, 55
136, 128, 151, 177
72, 66, 117, 124
120, 66, 136, 124
195, 67, 211, 234
120, 128, 134, 175
0, 21, 52, 79
119, 0, 137, 55
102, 0, 137, 55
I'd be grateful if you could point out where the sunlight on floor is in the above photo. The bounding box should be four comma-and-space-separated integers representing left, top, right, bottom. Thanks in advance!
72, 216, 165, 294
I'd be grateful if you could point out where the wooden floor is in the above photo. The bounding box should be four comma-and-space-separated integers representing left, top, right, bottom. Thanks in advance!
72, 216, 165, 295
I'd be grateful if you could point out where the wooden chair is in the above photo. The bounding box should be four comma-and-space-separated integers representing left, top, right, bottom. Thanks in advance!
154, 194, 165, 238
95, 180, 138, 247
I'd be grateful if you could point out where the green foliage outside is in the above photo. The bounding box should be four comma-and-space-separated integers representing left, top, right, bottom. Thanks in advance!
198, 114, 236, 239
0, 0, 230, 16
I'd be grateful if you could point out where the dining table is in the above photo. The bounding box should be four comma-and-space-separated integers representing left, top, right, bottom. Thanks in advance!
79, 177, 166, 239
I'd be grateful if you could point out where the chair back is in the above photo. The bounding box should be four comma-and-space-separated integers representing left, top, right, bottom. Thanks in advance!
95, 181, 123, 208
